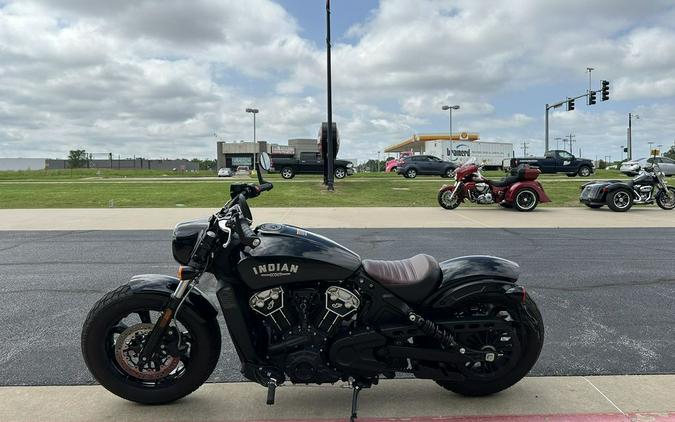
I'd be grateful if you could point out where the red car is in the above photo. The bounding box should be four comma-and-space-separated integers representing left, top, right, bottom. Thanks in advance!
385, 150, 413, 173
437, 158, 550, 211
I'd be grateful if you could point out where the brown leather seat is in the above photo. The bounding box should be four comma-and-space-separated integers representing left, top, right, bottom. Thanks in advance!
362, 254, 441, 303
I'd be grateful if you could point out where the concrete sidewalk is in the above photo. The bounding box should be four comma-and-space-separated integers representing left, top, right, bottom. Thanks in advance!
1, 207, 673, 230
1, 376, 674, 421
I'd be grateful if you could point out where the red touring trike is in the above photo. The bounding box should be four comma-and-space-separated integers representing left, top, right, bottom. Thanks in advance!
437, 158, 551, 211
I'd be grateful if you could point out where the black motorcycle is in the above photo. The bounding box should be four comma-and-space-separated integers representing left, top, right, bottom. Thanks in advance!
580, 160, 675, 212
81, 153, 544, 421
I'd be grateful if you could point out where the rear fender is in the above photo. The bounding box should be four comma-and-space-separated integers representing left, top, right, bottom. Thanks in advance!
128, 274, 218, 323
605, 181, 633, 193
506, 181, 551, 203
423, 255, 520, 309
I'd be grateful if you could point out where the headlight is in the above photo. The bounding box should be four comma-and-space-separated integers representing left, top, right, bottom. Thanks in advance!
347, 163, 353, 168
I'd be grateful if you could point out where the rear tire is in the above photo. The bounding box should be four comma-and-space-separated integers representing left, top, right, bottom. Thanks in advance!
435, 295, 544, 397
406, 168, 417, 179
513, 188, 538, 212
81, 285, 221, 404
585, 204, 603, 209
607, 189, 633, 212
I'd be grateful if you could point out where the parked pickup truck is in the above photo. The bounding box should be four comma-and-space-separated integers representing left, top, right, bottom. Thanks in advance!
272, 152, 355, 179
504, 150, 595, 177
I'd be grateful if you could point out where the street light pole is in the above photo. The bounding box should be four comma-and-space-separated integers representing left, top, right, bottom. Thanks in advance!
628, 113, 639, 161
325, 0, 335, 191
245, 108, 259, 167
441, 105, 460, 139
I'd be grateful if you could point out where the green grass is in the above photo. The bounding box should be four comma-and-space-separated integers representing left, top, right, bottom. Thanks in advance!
0, 169, 629, 208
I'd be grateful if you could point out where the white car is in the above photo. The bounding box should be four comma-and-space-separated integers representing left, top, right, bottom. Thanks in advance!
620, 157, 675, 176
217, 167, 233, 177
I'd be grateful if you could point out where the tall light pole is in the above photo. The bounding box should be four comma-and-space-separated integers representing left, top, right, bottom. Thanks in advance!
627, 113, 639, 161
554, 137, 563, 150
441, 104, 460, 139
245, 108, 259, 167
325, 0, 335, 191
619, 145, 624, 161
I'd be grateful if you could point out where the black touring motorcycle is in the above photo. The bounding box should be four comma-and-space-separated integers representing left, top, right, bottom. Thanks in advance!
580, 158, 675, 212
82, 153, 544, 421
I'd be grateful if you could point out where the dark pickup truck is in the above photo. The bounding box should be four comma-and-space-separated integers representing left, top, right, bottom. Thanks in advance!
505, 150, 595, 177
272, 152, 355, 179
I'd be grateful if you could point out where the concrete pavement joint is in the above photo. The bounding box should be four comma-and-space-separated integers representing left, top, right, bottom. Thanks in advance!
583, 377, 626, 417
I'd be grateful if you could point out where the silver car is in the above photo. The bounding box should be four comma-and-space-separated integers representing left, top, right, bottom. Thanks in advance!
620, 157, 675, 177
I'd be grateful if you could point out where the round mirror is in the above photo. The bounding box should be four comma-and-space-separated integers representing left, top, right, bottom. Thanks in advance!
259, 152, 271, 171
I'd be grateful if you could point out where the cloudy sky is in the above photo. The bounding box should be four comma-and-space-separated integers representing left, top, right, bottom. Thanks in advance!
1, 0, 675, 161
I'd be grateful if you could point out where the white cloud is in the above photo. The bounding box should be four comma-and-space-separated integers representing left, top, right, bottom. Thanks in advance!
0, 0, 675, 160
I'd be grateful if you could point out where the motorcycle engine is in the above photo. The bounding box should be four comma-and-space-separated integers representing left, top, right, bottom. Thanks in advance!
249, 286, 360, 384
473, 183, 493, 204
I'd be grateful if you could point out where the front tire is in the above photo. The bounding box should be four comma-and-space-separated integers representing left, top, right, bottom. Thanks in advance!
585, 204, 603, 209
656, 187, 675, 210
578, 166, 592, 177
335, 167, 347, 179
280, 167, 295, 179
607, 189, 633, 212
81, 285, 221, 404
438, 189, 460, 209
434, 295, 544, 397
513, 188, 538, 212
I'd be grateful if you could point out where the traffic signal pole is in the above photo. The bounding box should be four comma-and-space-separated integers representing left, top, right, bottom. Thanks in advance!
325, 0, 335, 191
544, 81, 608, 153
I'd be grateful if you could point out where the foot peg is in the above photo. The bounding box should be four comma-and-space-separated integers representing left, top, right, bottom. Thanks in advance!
266, 379, 277, 405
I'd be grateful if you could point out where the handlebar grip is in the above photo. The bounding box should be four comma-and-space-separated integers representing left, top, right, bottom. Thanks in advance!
238, 219, 261, 248
259, 182, 273, 192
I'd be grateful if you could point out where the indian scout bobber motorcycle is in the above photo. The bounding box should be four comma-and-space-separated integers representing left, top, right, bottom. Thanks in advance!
82, 153, 544, 421
437, 159, 550, 212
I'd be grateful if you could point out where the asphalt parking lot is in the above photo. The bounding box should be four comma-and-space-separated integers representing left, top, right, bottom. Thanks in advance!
1, 227, 673, 386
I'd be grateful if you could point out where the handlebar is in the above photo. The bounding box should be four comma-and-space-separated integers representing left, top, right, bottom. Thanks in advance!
236, 215, 261, 248
259, 182, 273, 192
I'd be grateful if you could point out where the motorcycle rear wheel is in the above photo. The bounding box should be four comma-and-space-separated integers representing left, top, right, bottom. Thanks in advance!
81, 284, 221, 404
431, 295, 544, 396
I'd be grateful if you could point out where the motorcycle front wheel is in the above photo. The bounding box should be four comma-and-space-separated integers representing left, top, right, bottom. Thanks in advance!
438, 189, 461, 210
81, 284, 221, 404
656, 187, 675, 210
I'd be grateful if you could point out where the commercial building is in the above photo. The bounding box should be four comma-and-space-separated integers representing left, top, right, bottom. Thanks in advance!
216, 138, 319, 170
384, 133, 514, 169
0, 158, 47, 171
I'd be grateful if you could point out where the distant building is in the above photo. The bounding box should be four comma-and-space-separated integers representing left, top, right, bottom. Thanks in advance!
0, 158, 47, 171
45, 158, 198, 171
217, 138, 319, 170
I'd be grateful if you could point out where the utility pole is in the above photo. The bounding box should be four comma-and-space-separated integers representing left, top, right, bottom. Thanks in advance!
325, 0, 335, 191
627, 113, 639, 161
567, 133, 576, 153
245, 108, 259, 167
521, 142, 529, 156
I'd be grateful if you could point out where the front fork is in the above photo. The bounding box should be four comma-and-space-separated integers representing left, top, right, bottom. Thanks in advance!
443, 182, 463, 203
138, 277, 195, 362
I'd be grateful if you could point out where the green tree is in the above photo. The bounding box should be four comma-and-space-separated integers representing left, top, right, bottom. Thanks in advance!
665, 146, 675, 160
68, 150, 88, 169
190, 158, 217, 171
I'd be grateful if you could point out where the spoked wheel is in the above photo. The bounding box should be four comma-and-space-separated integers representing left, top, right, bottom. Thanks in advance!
81, 285, 221, 404
437, 189, 460, 210
424, 295, 544, 396
656, 187, 675, 210
513, 189, 538, 212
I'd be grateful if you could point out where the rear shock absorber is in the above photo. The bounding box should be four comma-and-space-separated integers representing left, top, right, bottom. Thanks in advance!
408, 312, 459, 349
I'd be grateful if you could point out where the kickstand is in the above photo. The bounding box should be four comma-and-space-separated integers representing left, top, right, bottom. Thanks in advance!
350, 385, 361, 422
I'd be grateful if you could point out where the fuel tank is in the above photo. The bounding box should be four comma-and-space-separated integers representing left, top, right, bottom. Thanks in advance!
237, 223, 361, 290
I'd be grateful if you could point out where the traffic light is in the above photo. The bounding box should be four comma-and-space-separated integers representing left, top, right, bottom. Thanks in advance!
588, 91, 596, 105
567, 98, 575, 111
601, 80, 609, 101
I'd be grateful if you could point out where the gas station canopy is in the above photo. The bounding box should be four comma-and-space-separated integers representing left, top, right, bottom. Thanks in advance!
384, 133, 480, 153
